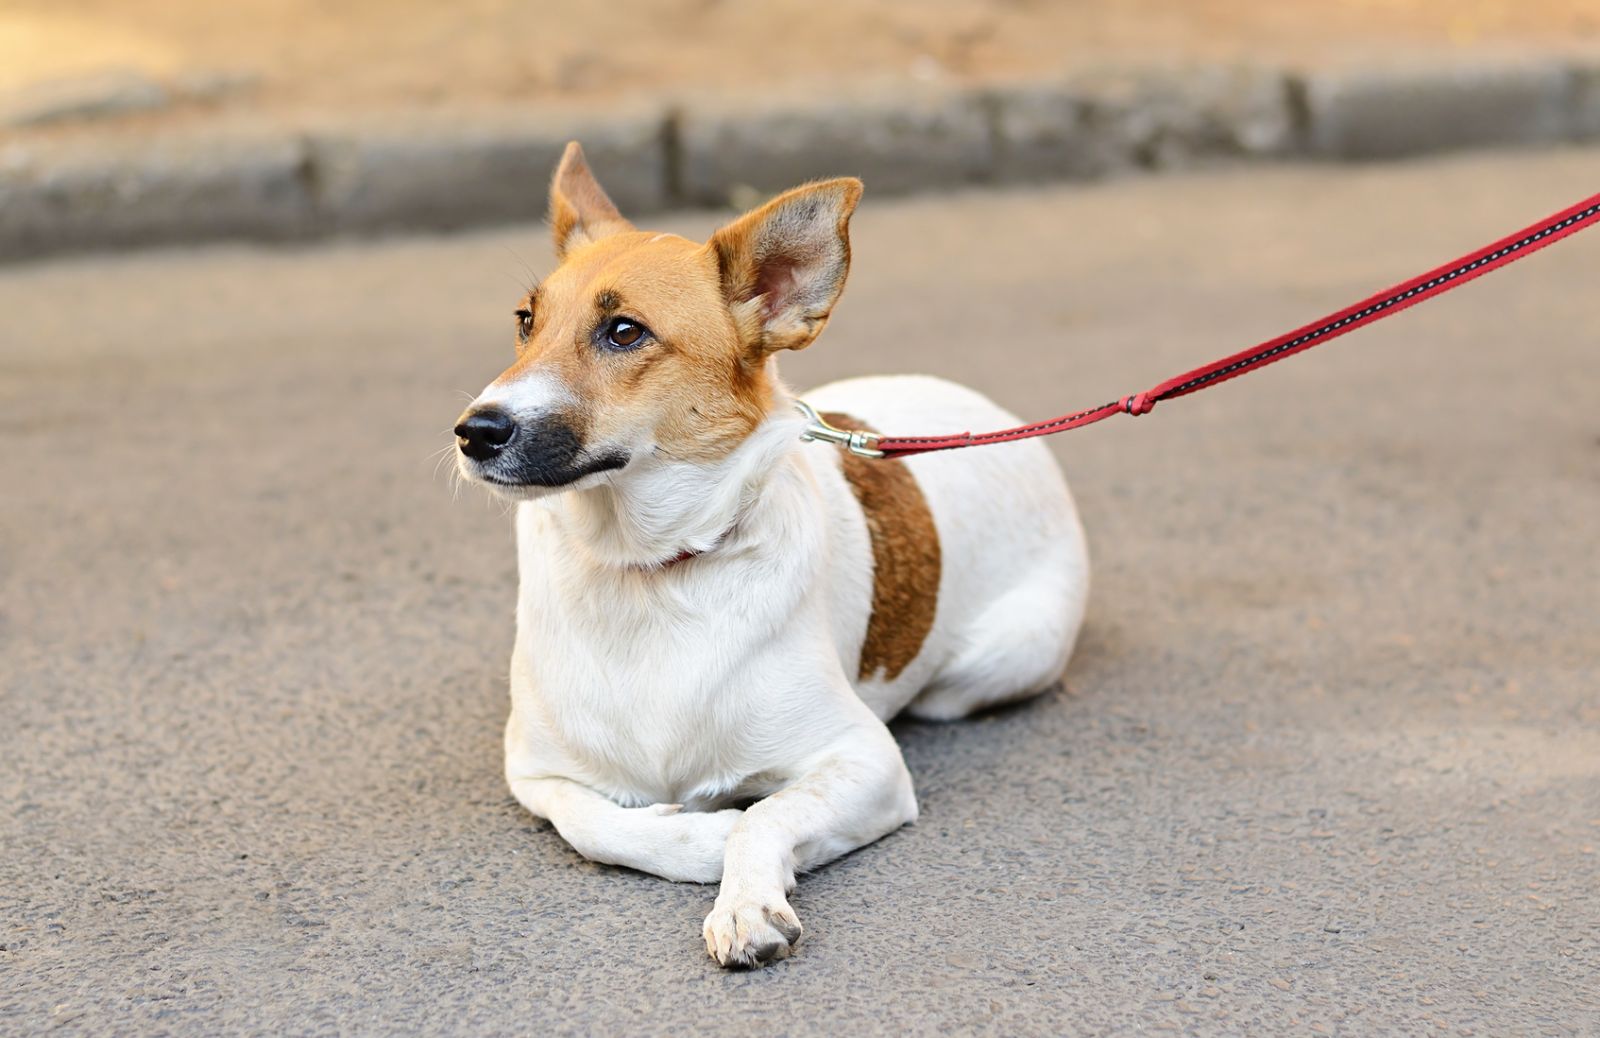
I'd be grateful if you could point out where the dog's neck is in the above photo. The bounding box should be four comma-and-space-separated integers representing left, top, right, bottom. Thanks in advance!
536, 399, 811, 571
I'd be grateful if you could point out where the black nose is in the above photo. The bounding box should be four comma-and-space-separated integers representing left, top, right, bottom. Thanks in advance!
455, 408, 517, 460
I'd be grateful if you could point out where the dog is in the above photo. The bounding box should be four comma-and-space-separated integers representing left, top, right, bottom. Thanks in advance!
454, 142, 1088, 968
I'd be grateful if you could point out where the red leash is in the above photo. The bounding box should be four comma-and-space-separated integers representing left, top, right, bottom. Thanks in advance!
831, 190, 1600, 460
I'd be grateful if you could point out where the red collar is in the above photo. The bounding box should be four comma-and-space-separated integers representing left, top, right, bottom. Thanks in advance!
651, 523, 736, 571
660, 547, 702, 568
658, 529, 736, 569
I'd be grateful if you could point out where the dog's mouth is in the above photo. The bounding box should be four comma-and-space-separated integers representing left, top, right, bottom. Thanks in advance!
476, 451, 629, 489
465, 449, 631, 496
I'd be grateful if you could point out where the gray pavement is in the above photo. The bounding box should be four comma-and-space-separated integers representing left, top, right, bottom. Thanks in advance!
3, 149, 1598, 1036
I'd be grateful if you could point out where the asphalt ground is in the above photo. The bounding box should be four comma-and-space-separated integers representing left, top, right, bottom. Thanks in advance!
3, 149, 1598, 1036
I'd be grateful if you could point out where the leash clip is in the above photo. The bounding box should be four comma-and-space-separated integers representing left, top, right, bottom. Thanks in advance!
794, 400, 885, 458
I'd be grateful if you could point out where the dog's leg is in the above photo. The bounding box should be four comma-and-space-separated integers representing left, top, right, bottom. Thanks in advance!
509, 775, 740, 884
703, 719, 917, 968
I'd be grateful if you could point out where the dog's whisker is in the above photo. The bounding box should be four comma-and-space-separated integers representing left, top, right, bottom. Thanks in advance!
431, 448, 457, 483
427, 437, 460, 474
501, 245, 541, 294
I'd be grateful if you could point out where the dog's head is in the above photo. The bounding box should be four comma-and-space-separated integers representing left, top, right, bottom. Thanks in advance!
455, 142, 862, 499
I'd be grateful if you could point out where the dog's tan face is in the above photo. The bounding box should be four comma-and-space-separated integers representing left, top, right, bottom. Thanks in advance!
456, 143, 862, 498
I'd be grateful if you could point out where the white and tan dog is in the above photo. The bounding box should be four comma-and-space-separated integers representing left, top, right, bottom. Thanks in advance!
455, 142, 1088, 968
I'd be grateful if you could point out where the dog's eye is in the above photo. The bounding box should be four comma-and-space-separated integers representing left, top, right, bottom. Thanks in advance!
602, 317, 648, 351
513, 308, 534, 343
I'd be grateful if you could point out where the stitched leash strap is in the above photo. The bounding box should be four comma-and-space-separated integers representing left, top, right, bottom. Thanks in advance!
864, 190, 1600, 459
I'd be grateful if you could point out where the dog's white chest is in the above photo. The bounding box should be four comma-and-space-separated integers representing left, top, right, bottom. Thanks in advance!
518, 653, 735, 799
506, 506, 815, 807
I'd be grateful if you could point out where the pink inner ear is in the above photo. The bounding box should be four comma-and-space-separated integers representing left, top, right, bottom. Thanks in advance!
755, 259, 799, 319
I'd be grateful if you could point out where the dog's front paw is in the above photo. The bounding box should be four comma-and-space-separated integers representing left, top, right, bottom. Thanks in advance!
703, 895, 803, 969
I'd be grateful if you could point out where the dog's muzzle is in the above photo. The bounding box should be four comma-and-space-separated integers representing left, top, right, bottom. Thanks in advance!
455, 407, 628, 488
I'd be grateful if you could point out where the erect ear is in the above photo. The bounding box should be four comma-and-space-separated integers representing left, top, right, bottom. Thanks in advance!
705, 178, 863, 355
549, 141, 633, 259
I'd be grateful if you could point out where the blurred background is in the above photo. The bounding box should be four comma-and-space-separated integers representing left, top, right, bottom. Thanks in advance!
2, 0, 1598, 257
0, 1, 1593, 115
3, 0, 1597, 128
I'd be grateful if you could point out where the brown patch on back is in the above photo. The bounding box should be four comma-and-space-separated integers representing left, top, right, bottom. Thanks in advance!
823, 412, 942, 682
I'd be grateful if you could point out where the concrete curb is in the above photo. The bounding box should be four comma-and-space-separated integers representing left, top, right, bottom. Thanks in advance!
305, 106, 670, 234
0, 129, 310, 257
2, 55, 1597, 262
677, 88, 994, 203
1302, 60, 1580, 159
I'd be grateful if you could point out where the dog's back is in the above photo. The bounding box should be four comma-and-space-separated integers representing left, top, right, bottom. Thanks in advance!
803, 374, 1089, 722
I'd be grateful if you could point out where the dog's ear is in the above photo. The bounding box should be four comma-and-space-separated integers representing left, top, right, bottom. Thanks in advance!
549, 142, 633, 259
706, 178, 863, 355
